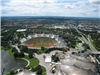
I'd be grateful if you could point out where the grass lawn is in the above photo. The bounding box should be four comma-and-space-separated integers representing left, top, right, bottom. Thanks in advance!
1, 47, 9, 50
89, 35, 100, 51
25, 37, 58, 45
4, 73, 10, 75
24, 55, 39, 68
41, 66, 46, 73
9, 47, 14, 58
74, 42, 78, 47
33, 43, 49, 47
89, 35, 95, 47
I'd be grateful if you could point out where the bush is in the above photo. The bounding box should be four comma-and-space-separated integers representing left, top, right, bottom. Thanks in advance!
52, 70, 55, 74
36, 69, 42, 75
54, 56, 60, 62
10, 70, 15, 75
35, 65, 41, 71
19, 69, 23, 72
23, 66, 30, 70
14, 52, 19, 58
19, 52, 25, 57
31, 67, 35, 72
72, 52, 76, 54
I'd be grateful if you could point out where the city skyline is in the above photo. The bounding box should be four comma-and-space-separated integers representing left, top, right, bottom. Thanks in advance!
1, 0, 100, 18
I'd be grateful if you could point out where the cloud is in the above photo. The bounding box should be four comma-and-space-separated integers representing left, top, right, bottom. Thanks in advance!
64, 3, 76, 9
8, 0, 57, 3
1, 0, 100, 18
88, 0, 100, 5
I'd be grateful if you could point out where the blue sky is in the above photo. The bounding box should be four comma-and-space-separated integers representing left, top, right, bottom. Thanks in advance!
1, 0, 100, 18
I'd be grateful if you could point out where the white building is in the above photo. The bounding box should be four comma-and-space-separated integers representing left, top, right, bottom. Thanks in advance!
16, 29, 26, 32
45, 56, 51, 63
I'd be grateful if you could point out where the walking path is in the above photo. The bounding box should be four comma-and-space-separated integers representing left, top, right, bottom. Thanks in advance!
11, 45, 62, 75
35, 50, 62, 75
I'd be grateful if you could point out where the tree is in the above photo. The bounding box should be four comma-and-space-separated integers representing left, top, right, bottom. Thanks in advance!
14, 52, 19, 58
12, 47, 18, 53
31, 67, 35, 72
23, 66, 30, 70
29, 53, 33, 59
72, 52, 76, 54
54, 56, 59, 62
52, 70, 55, 73
19, 52, 25, 57
36, 69, 42, 75
10, 70, 15, 75
52, 55, 56, 60
35, 65, 41, 71
41, 47, 45, 50
43, 55, 46, 59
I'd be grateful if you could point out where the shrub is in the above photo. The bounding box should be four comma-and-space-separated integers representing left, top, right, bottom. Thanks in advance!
10, 70, 15, 75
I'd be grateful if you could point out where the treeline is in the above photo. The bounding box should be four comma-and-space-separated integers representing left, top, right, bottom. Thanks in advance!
18, 45, 65, 54
1, 26, 19, 47
38, 20, 63, 24
90, 33, 100, 51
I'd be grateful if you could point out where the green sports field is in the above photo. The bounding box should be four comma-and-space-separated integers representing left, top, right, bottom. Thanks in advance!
33, 43, 49, 47
25, 37, 58, 46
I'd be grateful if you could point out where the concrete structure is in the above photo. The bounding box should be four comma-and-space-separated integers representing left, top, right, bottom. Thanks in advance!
57, 54, 97, 75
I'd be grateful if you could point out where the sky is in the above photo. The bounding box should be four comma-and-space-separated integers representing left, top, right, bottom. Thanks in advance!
1, 0, 100, 18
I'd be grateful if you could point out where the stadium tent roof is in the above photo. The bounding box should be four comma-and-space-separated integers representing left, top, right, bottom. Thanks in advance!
57, 54, 96, 75
58, 70, 64, 75
16, 29, 26, 32
58, 64, 96, 75
45, 56, 51, 63
20, 38, 27, 42
27, 35, 32, 40
61, 58, 96, 72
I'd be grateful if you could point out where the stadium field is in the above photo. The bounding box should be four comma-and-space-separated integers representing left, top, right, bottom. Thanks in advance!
33, 42, 49, 47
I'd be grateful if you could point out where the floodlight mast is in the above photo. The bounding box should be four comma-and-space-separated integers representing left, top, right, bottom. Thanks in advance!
2, 68, 5, 75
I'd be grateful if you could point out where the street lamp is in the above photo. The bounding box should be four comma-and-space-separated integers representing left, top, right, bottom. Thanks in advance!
2, 67, 5, 75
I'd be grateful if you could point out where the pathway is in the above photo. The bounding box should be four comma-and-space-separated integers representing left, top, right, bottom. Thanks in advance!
35, 50, 62, 75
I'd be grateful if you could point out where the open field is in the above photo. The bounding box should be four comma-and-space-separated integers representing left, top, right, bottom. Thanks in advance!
25, 37, 58, 47
33, 42, 49, 47
28, 42, 54, 47
25, 37, 58, 45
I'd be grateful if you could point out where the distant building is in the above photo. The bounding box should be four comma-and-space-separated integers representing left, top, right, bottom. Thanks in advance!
76, 20, 79, 26
69, 26, 75, 30
54, 24, 65, 29
77, 24, 83, 29
16, 29, 26, 32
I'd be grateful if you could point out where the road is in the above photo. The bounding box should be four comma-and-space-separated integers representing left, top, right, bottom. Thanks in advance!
87, 35, 97, 52
75, 27, 98, 52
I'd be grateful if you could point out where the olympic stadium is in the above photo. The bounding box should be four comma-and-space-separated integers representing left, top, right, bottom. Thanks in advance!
57, 53, 97, 75
20, 33, 67, 48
